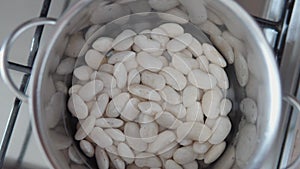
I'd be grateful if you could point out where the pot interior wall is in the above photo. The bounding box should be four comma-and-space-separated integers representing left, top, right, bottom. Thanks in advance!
33, 0, 281, 169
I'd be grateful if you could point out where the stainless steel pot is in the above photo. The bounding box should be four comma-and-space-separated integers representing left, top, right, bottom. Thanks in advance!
1, 0, 297, 168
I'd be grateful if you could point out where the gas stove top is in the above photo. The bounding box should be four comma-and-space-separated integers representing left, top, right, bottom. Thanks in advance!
0, 0, 299, 168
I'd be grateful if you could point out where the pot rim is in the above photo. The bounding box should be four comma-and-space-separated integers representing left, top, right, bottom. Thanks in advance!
30, 0, 282, 169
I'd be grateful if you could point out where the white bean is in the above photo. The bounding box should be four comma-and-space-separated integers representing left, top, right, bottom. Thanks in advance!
173, 146, 197, 165
127, 0, 151, 13
240, 98, 257, 123
148, 131, 176, 153
140, 122, 159, 143
159, 23, 184, 38
134, 35, 161, 53
137, 114, 154, 124
46, 92, 65, 128
188, 69, 217, 90
205, 118, 217, 129
127, 164, 143, 169
80, 140, 95, 157
193, 142, 211, 154
90, 3, 129, 25
125, 58, 139, 71
135, 153, 162, 168
89, 127, 113, 148
222, 31, 246, 56
99, 64, 114, 74
77, 80, 103, 102
95, 147, 109, 169
92, 37, 113, 53
179, 139, 193, 146
204, 142, 226, 164
151, 28, 170, 47
155, 111, 182, 129
186, 102, 204, 122
85, 49, 105, 70
202, 89, 223, 119
203, 43, 227, 67
211, 35, 234, 64
108, 51, 136, 64
49, 130, 72, 150
234, 50, 249, 87
200, 20, 222, 36
74, 66, 93, 81
65, 33, 85, 58
162, 102, 187, 119
68, 94, 88, 119
158, 142, 179, 158
141, 71, 166, 90
182, 160, 198, 169
68, 146, 83, 164
160, 86, 182, 105
139, 29, 152, 38
90, 93, 109, 118
102, 87, 122, 99
121, 98, 140, 121
209, 63, 229, 89
138, 101, 163, 116
107, 146, 126, 169
117, 142, 135, 164
178, 0, 207, 24
207, 10, 223, 25
197, 55, 209, 72
75, 116, 96, 140
68, 84, 82, 95
128, 69, 141, 85
113, 63, 127, 89
86, 24, 103, 40
95, 118, 124, 128
160, 66, 187, 90
148, 0, 180, 11
56, 58, 75, 75
182, 49, 193, 58
112, 29, 136, 51
209, 116, 232, 144
165, 160, 183, 169
176, 122, 212, 142
170, 52, 199, 75
125, 122, 148, 152
167, 33, 193, 52
166, 8, 189, 23
236, 123, 257, 168
213, 145, 236, 169
106, 93, 130, 118
90, 72, 117, 89
183, 85, 199, 107
161, 8, 187, 22
220, 98, 232, 116
137, 51, 163, 72
105, 129, 125, 142
128, 84, 161, 101
187, 37, 203, 57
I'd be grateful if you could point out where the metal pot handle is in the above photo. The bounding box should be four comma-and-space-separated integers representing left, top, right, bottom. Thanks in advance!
0, 18, 56, 102
282, 94, 300, 169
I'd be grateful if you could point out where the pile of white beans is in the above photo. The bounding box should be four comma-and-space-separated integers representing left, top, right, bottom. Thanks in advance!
67, 22, 233, 169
